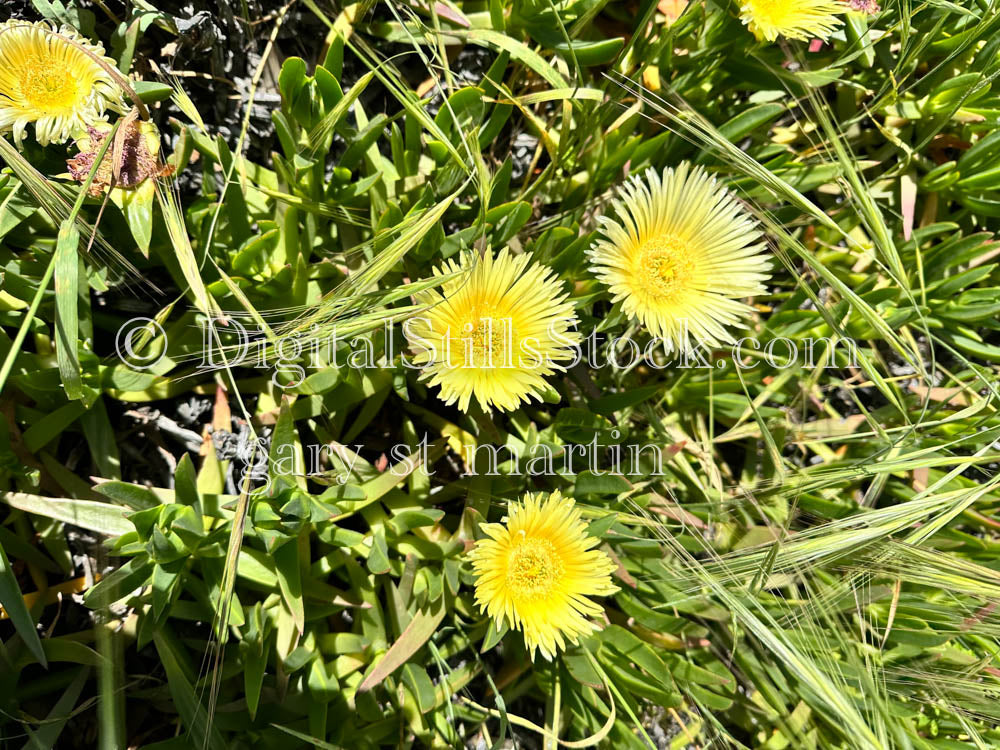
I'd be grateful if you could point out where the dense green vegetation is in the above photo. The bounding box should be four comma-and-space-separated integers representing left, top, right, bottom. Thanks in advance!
3, 0, 1000, 747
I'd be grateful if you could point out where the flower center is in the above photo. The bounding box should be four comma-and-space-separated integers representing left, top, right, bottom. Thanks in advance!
506, 536, 562, 599
460, 315, 513, 368
19, 55, 80, 111
637, 235, 695, 300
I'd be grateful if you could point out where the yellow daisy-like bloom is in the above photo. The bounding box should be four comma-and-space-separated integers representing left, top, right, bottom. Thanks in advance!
589, 162, 771, 352
410, 248, 580, 413
468, 491, 619, 661
0, 20, 125, 146
739, 0, 844, 41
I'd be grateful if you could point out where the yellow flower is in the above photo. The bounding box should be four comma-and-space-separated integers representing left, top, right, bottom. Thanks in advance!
589, 162, 770, 352
468, 491, 618, 660
410, 248, 580, 413
0, 20, 125, 146
739, 0, 844, 41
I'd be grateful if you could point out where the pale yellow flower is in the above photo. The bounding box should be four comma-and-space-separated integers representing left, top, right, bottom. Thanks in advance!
589, 162, 770, 352
0, 20, 125, 146
739, 0, 844, 41
468, 491, 618, 660
409, 249, 580, 413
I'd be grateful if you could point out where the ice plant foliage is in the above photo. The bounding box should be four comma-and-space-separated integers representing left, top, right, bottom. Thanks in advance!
589, 162, 771, 352
0, 20, 124, 146
738, 0, 845, 41
411, 248, 580, 413
468, 491, 619, 660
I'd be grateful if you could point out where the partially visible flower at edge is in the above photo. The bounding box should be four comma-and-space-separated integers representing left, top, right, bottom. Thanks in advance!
739, 0, 846, 42
0, 20, 126, 146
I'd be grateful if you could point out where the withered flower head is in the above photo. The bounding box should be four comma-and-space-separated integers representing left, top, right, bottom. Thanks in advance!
847, 0, 879, 13
67, 118, 171, 196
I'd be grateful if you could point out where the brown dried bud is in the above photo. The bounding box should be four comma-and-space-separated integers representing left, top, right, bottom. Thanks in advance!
67, 119, 172, 196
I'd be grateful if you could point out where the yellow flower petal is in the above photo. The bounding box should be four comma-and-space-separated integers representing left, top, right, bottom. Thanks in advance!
589, 162, 771, 352
467, 490, 619, 660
